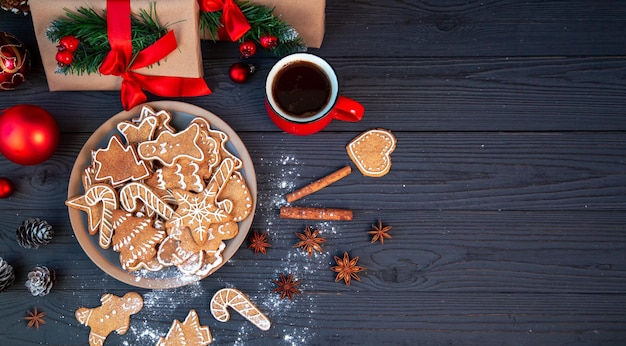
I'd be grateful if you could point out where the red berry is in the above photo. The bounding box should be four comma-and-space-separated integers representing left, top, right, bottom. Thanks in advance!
259, 34, 278, 50
239, 41, 257, 58
59, 35, 80, 52
55, 50, 74, 66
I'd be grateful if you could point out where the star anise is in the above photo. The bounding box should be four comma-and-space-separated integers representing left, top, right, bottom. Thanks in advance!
24, 307, 46, 329
331, 252, 366, 286
294, 226, 326, 257
248, 231, 271, 254
368, 219, 392, 244
272, 273, 301, 300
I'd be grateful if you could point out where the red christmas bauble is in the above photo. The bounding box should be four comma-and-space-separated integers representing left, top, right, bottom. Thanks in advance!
229, 62, 256, 83
259, 34, 278, 50
0, 32, 30, 91
0, 177, 14, 198
58, 35, 80, 52
0, 105, 60, 165
55, 50, 74, 66
239, 41, 257, 58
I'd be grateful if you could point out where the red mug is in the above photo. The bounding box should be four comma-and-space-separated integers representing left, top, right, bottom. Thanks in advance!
265, 53, 364, 135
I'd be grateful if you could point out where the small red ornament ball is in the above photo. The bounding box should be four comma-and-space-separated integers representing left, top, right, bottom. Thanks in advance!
0, 177, 14, 198
0, 32, 31, 91
0, 105, 60, 165
229, 62, 256, 83
259, 34, 278, 50
239, 41, 257, 58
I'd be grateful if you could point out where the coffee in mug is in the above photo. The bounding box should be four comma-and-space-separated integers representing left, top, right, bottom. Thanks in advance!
265, 53, 364, 135
271, 60, 331, 118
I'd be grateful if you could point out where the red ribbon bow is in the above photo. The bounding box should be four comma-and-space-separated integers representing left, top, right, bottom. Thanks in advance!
100, 0, 211, 110
199, 0, 251, 41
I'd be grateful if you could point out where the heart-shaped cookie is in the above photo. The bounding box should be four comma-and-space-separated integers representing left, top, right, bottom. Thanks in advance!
346, 128, 397, 177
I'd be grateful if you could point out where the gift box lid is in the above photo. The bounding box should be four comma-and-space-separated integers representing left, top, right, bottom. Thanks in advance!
29, 0, 204, 91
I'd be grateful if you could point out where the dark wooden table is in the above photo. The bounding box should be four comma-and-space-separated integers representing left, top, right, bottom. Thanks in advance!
2, 1, 626, 345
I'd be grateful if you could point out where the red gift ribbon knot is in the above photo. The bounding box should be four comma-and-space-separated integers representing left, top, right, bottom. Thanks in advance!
100, 0, 211, 110
199, 0, 251, 41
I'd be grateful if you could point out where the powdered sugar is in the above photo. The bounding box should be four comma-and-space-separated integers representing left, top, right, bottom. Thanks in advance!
110, 154, 336, 344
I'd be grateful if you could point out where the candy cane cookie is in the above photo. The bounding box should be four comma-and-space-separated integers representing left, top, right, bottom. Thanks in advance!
84, 183, 118, 249
119, 182, 177, 221
210, 288, 271, 331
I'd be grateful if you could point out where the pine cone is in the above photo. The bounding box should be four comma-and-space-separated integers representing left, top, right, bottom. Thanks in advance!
16, 218, 54, 249
25, 266, 55, 296
0, 0, 29, 15
0, 257, 15, 293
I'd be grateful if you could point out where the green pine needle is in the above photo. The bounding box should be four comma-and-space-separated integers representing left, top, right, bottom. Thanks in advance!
199, 0, 305, 56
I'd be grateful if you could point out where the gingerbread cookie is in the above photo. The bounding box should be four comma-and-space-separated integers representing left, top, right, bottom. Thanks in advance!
346, 128, 397, 177
137, 123, 204, 166
135, 105, 176, 136
93, 135, 151, 186
190, 117, 243, 170
67, 105, 255, 279
111, 210, 166, 271
210, 288, 271, 331
217, 171, 252, 223
119, 182, 177, 221
154, 161, 206, 193
117, 115, 158, 145
157, 309, 212, 346
75, 292, 144, 346
66, 183, 119, 249
157, 226, 226, 276
65, 193, 102, 236
166, 158, 236, 245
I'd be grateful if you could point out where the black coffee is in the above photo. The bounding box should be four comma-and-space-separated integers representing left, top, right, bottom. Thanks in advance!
272, 61, 331, 118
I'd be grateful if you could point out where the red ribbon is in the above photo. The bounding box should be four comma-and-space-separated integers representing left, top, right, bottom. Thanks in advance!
100, 0, 211, 110
199, 0, 251, 41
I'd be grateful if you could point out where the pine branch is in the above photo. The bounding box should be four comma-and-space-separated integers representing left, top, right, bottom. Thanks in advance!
199, 0, 305, 56
46, 5, 169, 75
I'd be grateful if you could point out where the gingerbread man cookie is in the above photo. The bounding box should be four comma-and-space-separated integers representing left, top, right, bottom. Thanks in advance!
137, 123, 204, 166
75, 292, 144, 346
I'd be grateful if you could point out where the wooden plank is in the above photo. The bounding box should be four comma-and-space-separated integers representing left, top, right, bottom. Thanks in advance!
2, 56, 626, 132
1, 132, 624, 211
0, 291, 624, 345
324, 0, 626, 57
1, 210, 624, 294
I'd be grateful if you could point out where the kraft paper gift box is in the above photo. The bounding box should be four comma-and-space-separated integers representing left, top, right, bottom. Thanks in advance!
29, 0, 204, 91
201, 0, 326, 48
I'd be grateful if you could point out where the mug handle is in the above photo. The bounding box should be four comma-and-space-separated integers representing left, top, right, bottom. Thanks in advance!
330, 96, 364, 122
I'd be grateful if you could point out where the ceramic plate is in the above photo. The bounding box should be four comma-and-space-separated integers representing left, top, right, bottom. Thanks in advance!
67, 101, 256, 289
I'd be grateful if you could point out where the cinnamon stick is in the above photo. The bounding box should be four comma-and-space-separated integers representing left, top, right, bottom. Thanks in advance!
285, 166, 352, 203
280, 206, 353, 221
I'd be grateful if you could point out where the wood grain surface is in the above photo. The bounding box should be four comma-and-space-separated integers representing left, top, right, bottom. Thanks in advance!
1, 0, 625, 345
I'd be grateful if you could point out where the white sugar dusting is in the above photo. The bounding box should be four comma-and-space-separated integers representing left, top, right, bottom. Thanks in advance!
122, 282, 207, 345
256, 154, 301, 232
111, 154, 339, 345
